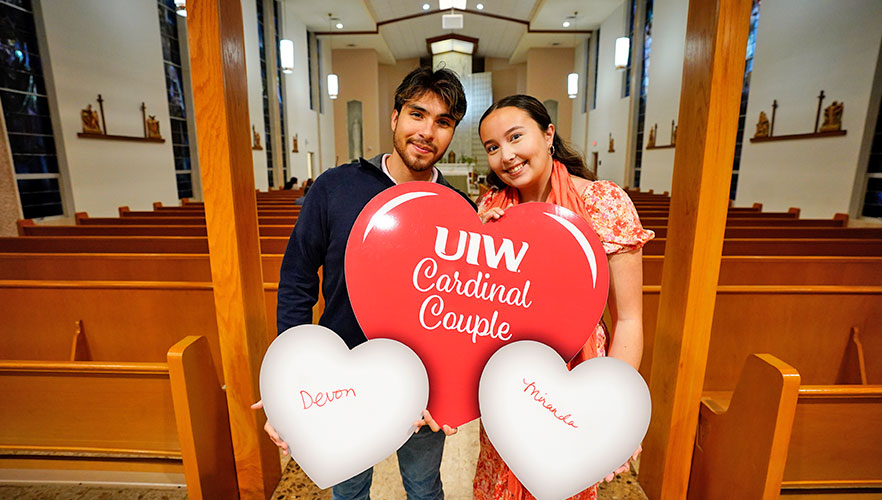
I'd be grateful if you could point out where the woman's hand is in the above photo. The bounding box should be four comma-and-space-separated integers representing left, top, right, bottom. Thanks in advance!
479, 207, 505, 223
603, 446, 641, 482
413, 409, 458, 436
251, 400, 290, 456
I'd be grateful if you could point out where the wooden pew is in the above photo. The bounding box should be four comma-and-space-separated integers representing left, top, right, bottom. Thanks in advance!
0, 280, 281, 376
120, 206, 299, 217
5, 235, 877, 257
0, 333, 238, 498
643, 256, 882, 286
5, 253, 882, 289
0, 236, 289, 254
640, 285, 882, 390
0, 253, 284, 283
646, 226, 882, 239
18, 223, 293, 238
76, 215, 298, 226
687, 353, 882, 499
642, 238, 882, 256
641, 217, 847, 227
639, 210, 800, 219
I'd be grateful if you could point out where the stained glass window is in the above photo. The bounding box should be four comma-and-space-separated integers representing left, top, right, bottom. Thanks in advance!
257, 0, 274, 187
730, 0, 761, 200
157, 0, 194, 199
632, 0, 652, 188
273, 0, 287, 184
1, 0, 64, 218
862, 91, 882, 218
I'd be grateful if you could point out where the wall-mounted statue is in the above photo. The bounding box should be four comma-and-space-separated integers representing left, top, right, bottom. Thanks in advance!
252, 124, 263, 150
292, 134, 299, 153
146, 115, 162, 139
754, 111, 770, 138
448, 151, 456, 163
671, 120, 677, 145
608, 133, 615, 153
81, 105, 102, 134
647, 124, 657, 148
819, 101, 844, 132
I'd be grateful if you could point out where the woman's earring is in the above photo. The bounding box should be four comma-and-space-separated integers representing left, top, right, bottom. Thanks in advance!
549, 144, 556, 157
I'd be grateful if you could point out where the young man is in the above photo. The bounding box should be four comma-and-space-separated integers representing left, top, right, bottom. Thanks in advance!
265, 67, 473, 500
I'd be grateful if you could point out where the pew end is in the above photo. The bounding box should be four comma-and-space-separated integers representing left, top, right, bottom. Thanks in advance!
153, 201, 163, 209
74, 212, 88, 225
0, 336, 237, 498
15, 219, 34, 236
788, 207, 801, 218
167, 335, 238, 500
688, 353, 801, 500
118, 206, 130, 216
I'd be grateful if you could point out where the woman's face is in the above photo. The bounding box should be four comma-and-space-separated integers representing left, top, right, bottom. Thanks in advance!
480, 106, 555, 192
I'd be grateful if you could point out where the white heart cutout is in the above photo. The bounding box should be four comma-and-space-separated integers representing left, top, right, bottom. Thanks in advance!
479, 341, 651, 500
259, 324, 429, 488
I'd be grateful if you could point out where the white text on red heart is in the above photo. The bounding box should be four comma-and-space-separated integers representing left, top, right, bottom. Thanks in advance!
434, 226, 529, 273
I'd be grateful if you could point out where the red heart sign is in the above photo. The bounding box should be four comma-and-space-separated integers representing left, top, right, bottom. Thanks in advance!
345, 183, 609, 427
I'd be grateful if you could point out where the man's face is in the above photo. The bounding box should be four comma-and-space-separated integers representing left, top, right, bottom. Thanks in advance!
391, 92, 456, 173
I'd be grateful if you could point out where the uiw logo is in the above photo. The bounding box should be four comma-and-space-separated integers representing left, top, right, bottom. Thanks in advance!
433, 226, 529, 272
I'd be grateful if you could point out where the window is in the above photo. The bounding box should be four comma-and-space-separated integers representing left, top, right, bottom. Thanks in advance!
632, 0, 652, 188
592, 29, 599, 111
861, 90, 882, 218
622, 0, 636, 98
307, 31, 315, 111
272, 0, 287, 182
257, 0, 274, 187
1, 0, 64, 219
730, 0, 761, 200
582, 39, 590, 114
157, 0, 194, 199
306, 32, 324, 114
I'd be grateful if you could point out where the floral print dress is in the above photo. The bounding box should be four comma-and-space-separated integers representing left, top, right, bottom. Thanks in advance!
473, 180, 655, 500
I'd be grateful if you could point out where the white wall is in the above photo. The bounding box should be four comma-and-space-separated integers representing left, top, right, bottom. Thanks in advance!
586, 3, 631, 187
638, 0, 688, 193
735, 0, 882, 217
570, 38, 590, 158
38, 0, 178, 217
241, 0, 268, 191
283, 12, 334, 180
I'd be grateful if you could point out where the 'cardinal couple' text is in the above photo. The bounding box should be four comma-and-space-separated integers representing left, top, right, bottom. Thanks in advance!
411, 226, 534, 344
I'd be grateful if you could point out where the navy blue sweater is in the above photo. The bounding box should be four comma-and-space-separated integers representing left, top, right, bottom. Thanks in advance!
277, 154, 477, 348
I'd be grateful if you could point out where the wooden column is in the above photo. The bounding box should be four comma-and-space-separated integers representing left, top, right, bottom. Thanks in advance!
186, 1, 280, 498
638, 0, 752, 498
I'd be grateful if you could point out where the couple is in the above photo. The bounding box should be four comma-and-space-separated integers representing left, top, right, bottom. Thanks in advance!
263, 67, 653, 500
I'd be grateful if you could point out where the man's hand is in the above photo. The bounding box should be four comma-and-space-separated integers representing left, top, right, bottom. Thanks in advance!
251, 400, 290, 456
413, 409, 458, 436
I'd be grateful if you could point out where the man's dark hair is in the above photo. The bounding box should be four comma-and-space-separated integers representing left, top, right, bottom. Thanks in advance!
393, 67, 467, 125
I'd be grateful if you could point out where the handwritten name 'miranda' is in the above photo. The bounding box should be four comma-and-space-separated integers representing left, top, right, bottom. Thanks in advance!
522, 379, 578, 428
301, 387, 356, 410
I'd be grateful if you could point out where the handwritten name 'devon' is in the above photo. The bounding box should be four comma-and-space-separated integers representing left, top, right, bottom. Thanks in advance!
522, 379, 578, 428
411, 226, 535, 344
301, 387, 357, 410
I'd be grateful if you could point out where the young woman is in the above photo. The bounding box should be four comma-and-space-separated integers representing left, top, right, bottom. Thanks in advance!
474, 95, 653, 500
